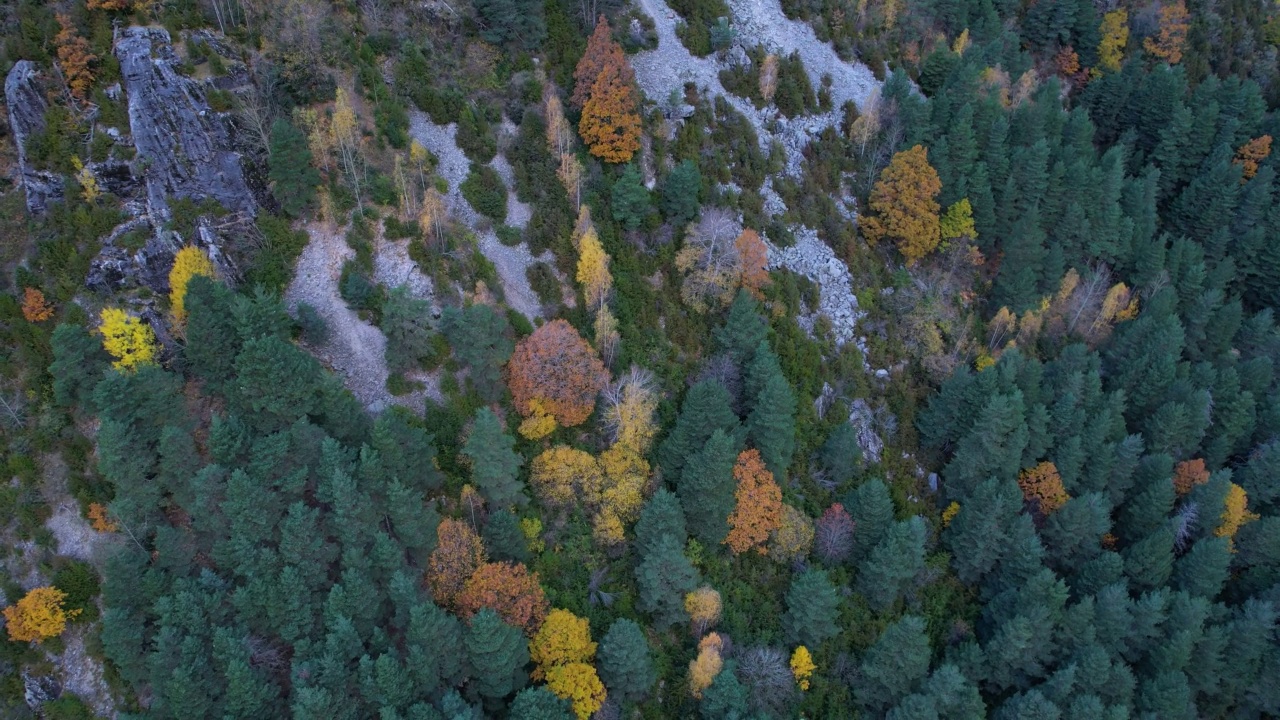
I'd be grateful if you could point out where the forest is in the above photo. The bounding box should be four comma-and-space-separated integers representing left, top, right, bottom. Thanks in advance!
0, 0, 1278, 716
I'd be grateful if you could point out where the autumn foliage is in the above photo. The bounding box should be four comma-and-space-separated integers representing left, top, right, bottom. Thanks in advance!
1143, 1, 1190, 64
99, 308, 159, 371
725, 449, 783, 554
531, 609, 597, 679
1234, 136, 1272, 181
4, 587, 78, 642
814, 503, 855, 563
456, 561, 550, 635
55, 14, 96, 99
508, 319, 608, 427
735, 229, 771, 298
768, 504, 815, 564
574, 18, 641, 162
428, 518, 487, 607
545, 662, 607, 719
1173, 458, 1210, 496
684, 586, 722, 636
861, 145, 942, 266
169, 246, 217, 325
21, 288, 54, 323
688, 632, 725, 698
790, 646, 816, 691
1017, 461, 1070, 516
1215, 483, 1259, 545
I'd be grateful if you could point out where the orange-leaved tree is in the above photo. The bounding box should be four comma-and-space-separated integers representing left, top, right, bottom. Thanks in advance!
1143, 1, 1190, 64
1234, 136, 1273, 181
427, 518, 487, 607
861, 145, 942, 266
579, 52, 642, 163
571, 18, 634, 110
456, 561, 550, 635
1017, 461, 1070, 516
724, 449, 783, 554
735, 228, 770, 298
55, 14, 96, 99
1172, 458, 1210, 496
21, 288, 54, 323
508, 319, 608, 427
3, 587, 79, 642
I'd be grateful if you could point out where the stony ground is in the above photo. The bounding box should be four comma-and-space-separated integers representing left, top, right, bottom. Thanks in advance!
407, 113, 550, 321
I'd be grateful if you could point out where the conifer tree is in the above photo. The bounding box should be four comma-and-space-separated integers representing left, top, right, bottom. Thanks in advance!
660, 160, 702, 227
746, 371, 796, 478
269, 118, 321, 217
465, 608, 529, 700
857, 616, 932, 714
474, 0, 546, 49
509, 686, 574, 720
677, 429, 739, 546
657, 380, 740, 480
485, 509, 531, 563
462, 408, 527, 509
715, 290, 768, 363
441, 303, 514, 402
382, 287, 435, 374
699, 660, 750, 719
944, 477, 1023, 584
598, 619, 656, 703
612, 164, 650, 230
1173, 536, 1231, 599
845, 478, 896, 564
782, 568, 840, 647
1123, 525, 1175, 591
49, 323, 109, 408
857, 517, 927, 610
634, 488, 688, 560
635, 535, 700, 628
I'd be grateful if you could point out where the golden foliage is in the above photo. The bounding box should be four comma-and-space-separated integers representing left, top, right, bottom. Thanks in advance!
790, 646, 816, 691
522, 517, 546, 553
428, 518, 487, 607
759, 54, 779, 102
1098, 10, 1129, 73
593, 305, 621, 366
55, 14, 96, 99
1143, 1, 1190, 64
939, 198, 976, 241
735, 229, 771, 298
531, 446, 603, 510
21, 288, 54, 323
3, 587, 78, 643
576, 227, 613, 310
602, 368, 659, 454
87, 503, 118, 532
169, 246, 217, 325
558, 152, 584, 207
768, 504, 815, 564
1173, 458, 1210, 497
518, 399, 558, 441
952, 28, 970, 55
72, 156, 100, 204
1234, 136, 1273, 181
1055, 46, 1081, 77
725, 449, 783, 555
941, 501, 961, 527
545, 662, 607, 720
1018, 461, 1070, 515
529, 607, 593, 676
508, 319, 609, 427
456, 561, 550, 635
595, 445, 648, 545
676, 209, 743, 312
688, 633, 725, 698
684, 586, 722, 636
1215, 483, 1259, 545
545, 93, 573, 156
861, 145, 943, 265
99, 308, 158, 371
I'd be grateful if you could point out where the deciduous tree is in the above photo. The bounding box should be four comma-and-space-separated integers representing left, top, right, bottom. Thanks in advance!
1234, 136, 1272, 181
684, 586, 723, 636
735, 229, 770, 298
1173, 458, 1210, 496
21, 288, 54, 323
508, 319, 608, 427
1097, 10, 1128, 73
1215, 483, 1259, 544
1143, 1, 1189, 64
530, 609, 596, 679
1017, 461, 1070, 516
99, 308, 158, 371
3, 587, 78, 642
725, 449, 783, 554
815, 503, 855, 564
457, 562, 550, 635
168, 246, 217, 326
544, 662, 606, 719
428, 518, 487, 607
602, 368, 659, 454
790, 646, 816, 691
689, 632, 725, 698
577, 34, 641, 163
530, 446, 602, 510
576, 226, 612, 310
55, 14, 95, 99
769, 504, 815, 564
861, 145, 943, 265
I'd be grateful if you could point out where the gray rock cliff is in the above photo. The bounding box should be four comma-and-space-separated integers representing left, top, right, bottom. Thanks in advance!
5, 60, 64, 214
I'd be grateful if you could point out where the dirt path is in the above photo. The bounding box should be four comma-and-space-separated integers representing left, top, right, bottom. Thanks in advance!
408, 113, 548, 321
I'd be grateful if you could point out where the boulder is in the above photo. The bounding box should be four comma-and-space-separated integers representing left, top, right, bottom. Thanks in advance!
5, 60, 64, 214
22, 671, 61, 709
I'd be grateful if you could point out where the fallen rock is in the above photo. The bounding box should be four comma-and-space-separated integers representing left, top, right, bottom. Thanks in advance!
5, 61, 64, 214
23, 671, 61, 709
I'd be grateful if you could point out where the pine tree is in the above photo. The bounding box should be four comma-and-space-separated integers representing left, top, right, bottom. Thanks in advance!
269, 118, 321, 217
598, 619, 656, 704
634, 489, 688, 559
782, 568, 840, 647
657, 380, 739, 480
857, 616, 932, 714
845, 479, 896, 564
441, 303, 514, 402
1173, 536, 1231, 599
485, 509, 531, 563
1123, 525, 1175, 591
474, 0, 546, 49
746, 372, 796, 478
509, 686, 574, 719
49, 323, 109, 408
944, 476, 1022, 584
677, 429, 739, 546
465, 608, 529, 700
382, 287, 435, 374
715, 290, 768, 363
371, 410, 443, 491
857, 517, 927, 611
660, 159, 702, 226
612, 164, 651, 230
463, 408, 527, 509
635, 535, 700, 629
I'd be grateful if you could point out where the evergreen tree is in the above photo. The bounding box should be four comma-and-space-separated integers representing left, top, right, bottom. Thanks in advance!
1173, 536, 1231, 598
464, 608, 529, 700
782, 568, 840, 647
844, 479, 896, 564
677, 429, 739, 545
857, 517, 927, 610
371, 410, 443, 491
658, 380, 740, 482
484, 509, 530, 563
819, 422, 862, 487
440, 304, 514, 403
742, 341, 784, 406
474, 0, 546, 49
49, 323, 109, 408
462, 408, 526, 509
232, 335, 324, 431
598, 619, 656, 703
268, 118, 320, 217
857, 616, 932, 714
382, 287, 435, 375
634, 488, 688, 560
611, 164, 651, 230
635, 535, 700, 628
184, 275, 242, 391
660, 159, 702, 226
715, 290, 768, 364
944, 476, 1023, 584
699, 660, 749, 720
747, 371, 797, 478
508, 687, 573, 719
1123, 525, 1176, 591
406, 601, 466, 693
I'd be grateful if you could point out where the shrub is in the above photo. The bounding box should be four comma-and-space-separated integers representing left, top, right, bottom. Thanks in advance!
461, 164, 508, 223
296, 302, 329, 345
527, 262, 561, 307
457, 104, 498, 162
497, 225, 523, 246
51, 560, 99, 623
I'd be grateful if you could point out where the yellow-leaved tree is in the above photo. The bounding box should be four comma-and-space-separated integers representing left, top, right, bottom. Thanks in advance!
169, 246, 217, 325
684, 586, 722, 636
861, 145, 943, 266
545, 662, 607, 720
531, 446, 604, 510
1097, 10, 1129, 73
576, 226, 612, 310
688, 633, 725, 698
3, 587, 78, 642
790, 646, 816, 690
99, 308, 158, 370
530, 609, 596, 679
602, 368, 659, 455
1215, 483, 1259, 548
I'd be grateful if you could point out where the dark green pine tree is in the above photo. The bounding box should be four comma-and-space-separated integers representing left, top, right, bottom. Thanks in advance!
747, 372, 797, 478
484, 509, 530, 563
232, 335, 324, 431
994, 689, 1061, 720
440, 303, 513, 403
844, 478, 896, 565
474, 0, 546, 50
359, 653, 415, 711
598, 619, 657, 704
1117, 454, 1176, 544
184, 275, 242, 391
462, 408, 526, 509
677, 429, 739, 546
371, 409, 443, 491
386, 483, 440, 564
856, 616, 932, 714
1234, 516, 1280, 597
943, 391, 1030, 500
660, 159, 702, 226
1041, 492, 1111, 572
49, 323, 109, 408
635, 535, 700, 629
611, 164, 651, 231
464, 608, 528, 701
782, 568, 841, 647
819, 422, 861, 487
382, 286, 435, 375
1123, 524, 1176, 592
634, 488, 688, 560
1103, 287, 1185, 417
1173, 536, 1231, 599
857, 517, 927, 611
742, 341, 784, 406
456, 104, 496, 163
268, 118, 320, 217
715, 290, 768, 364
406, 600, 465, 694
508, 686, 573, 720
657, 380, 739, 482
699, 660, 750, 720
944, 476, 1022, 584
992, 205, 1047, 312
1170, 144, 1242, 244
1240, 440, 1280, 514
919, 664, 986, 719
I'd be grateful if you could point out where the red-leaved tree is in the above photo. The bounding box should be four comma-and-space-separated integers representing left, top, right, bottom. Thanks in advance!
507, 319, 608, 428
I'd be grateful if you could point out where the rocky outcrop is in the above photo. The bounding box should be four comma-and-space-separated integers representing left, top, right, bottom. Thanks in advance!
87, 219, 237, 294
5, 60, 64, 214
115, 26, 255, 222
767, 226, 867, 349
